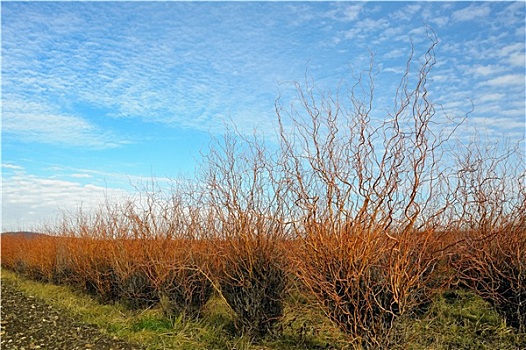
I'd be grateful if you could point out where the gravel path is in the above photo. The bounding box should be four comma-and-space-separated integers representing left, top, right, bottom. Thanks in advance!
1, 277, 145, 350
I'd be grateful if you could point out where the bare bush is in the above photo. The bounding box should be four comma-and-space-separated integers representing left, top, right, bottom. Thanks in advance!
201, 129, 289, 338
275, 31, 461, 348
450, 137, 526, 332
108, 186, 214, 315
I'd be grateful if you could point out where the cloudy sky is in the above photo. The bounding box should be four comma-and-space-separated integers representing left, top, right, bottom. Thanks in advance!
2, 1, 525, 231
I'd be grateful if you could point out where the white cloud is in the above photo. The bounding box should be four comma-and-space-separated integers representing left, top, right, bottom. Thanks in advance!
2, 96, 130, 148
391, 4, 421, 22
343, 27, 362, 41
2, 164, 25, 171
497, 2, 526, 28
343, 5, 362, 21
2, 2, 309, 141
343, 17, 390, 41
1, 1, 524, 180
2, 166, 130, 231
430, 74, 454, 84
3, 110, 127, 149
467, 64, 506, 77
408, 27, 427, 38
498, 108, 526, 119
323, 3, 365, 23
70, 173, 93, 179
471, 116, 525, 130
382, 48, 406, 60
452, 3, 491, 22
429, 16, 449, 27
508, 52, 525, 67
362, 18, 390, 32
482, 74, 525, 87
496, 43, 525, 58
383, 67, 405, 75
478, 93, 505, 102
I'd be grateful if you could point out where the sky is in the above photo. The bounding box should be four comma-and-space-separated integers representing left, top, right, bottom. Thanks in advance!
2, 1, 525, 232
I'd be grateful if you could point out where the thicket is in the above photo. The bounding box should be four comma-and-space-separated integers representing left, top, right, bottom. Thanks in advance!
2, 188, 216, 318
2, 32, 524, 348
449, 138, 526, 333
200, 131, 290, 338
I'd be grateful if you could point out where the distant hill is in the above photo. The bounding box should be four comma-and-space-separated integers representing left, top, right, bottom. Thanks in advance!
1, 231, 49, 239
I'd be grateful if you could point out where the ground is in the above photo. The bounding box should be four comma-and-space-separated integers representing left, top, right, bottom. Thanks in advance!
0, 277, 144, 350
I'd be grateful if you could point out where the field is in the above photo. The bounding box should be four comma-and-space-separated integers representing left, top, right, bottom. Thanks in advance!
2, 265, 525, 350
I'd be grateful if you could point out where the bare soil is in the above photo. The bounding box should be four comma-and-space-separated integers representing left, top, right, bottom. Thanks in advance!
1, 277, 145, 350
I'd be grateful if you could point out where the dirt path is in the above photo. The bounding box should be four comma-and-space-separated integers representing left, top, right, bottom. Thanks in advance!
1, 277, 145, 350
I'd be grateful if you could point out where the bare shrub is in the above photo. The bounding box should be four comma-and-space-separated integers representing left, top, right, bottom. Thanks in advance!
98, 185, 213, 314
0, 233, 68, 285
275, 31, 461, 348
152, 238, 214, 318
54, 209, 119, 301
458, 227, 526, 332
450, 137, 526, 332
201, 129, 289, 338
1, 234, 33, 276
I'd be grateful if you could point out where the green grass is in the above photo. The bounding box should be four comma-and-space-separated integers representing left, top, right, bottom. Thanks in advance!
392, 289, 525, 350
2, 269, 524, 349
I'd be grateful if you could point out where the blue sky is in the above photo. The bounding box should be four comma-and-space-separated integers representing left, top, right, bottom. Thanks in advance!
2, 1, 525, 231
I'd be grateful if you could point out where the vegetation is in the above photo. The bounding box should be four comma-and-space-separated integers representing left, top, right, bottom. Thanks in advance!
2, 269, 524, 349
2, 32, 525, 348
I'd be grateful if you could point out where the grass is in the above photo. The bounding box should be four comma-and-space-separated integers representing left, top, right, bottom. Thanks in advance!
2, 268, 524, 349
392, 289, 525, 349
